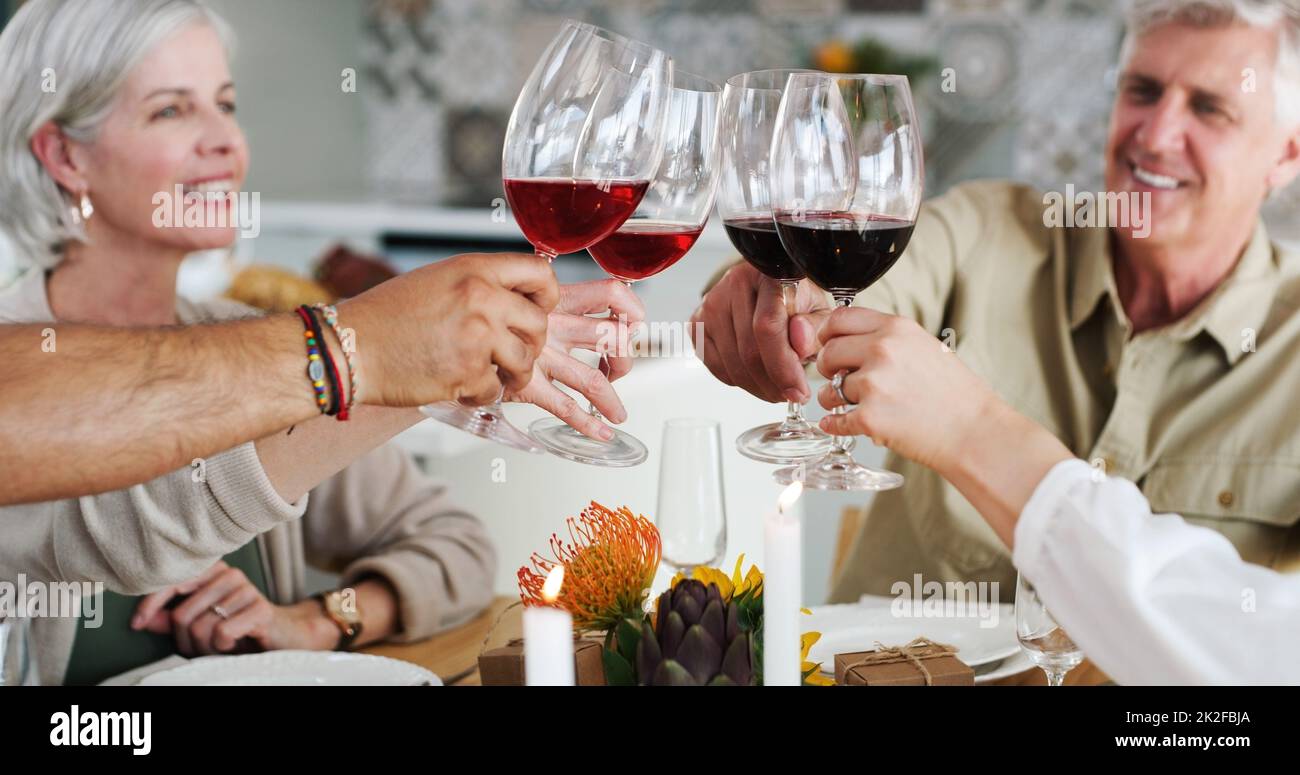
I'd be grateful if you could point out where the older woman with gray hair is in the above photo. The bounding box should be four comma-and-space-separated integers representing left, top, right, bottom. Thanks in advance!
0, 0, 640, 685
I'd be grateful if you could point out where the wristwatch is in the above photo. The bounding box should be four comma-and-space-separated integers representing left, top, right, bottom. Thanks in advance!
315, 589, 363, 651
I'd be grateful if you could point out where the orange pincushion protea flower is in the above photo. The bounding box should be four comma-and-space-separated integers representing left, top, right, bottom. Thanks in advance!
518, 502, 661, 633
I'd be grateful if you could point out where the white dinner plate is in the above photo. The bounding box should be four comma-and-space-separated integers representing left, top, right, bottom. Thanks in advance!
973, 650, 1036, 684
137, 651, 441, 686
806, 595, 1020, 676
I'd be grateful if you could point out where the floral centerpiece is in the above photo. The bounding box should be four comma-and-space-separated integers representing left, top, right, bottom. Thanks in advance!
518, 501, 832, 686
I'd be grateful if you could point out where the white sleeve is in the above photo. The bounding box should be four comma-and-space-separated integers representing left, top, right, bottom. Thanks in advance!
1012, 459, 1300, 685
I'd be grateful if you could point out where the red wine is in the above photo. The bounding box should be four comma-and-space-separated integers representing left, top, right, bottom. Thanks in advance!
722, 217, 805, 282
588, 221, 703, 282
504, 177, 649, 257
774, 212, 914, 295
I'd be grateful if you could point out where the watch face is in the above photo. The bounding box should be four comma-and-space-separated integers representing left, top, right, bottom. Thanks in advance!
326, 590, 363, 627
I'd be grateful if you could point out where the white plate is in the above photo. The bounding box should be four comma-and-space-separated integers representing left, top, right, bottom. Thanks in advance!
137, 651, 441, 686
806, 595, 1020, 675
974, 650, 1035, 684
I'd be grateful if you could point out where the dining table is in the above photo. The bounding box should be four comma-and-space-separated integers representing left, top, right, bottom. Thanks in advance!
361, 596, 1112, 686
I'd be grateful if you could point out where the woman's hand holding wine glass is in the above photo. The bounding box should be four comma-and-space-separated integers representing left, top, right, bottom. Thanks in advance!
504, 279, 645, 443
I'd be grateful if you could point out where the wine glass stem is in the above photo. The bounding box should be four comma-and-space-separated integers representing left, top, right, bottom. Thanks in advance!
1045, 668, 1067, 686
586, 279, 633, 420
780, 280, 806, 426
830, 295, 857, 455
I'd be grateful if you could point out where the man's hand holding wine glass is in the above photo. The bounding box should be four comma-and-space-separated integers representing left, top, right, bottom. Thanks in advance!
337, 251, 558, 408
690, 262, 831, 404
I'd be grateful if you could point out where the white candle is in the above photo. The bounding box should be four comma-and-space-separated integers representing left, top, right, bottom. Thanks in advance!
763, 482, 804, 686
523, 566, 574, 686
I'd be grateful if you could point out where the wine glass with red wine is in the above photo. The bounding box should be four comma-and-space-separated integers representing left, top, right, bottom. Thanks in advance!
717, 69, 832, 465
421, 20, 672, 455
769, 73, 924, 491
528, 70, 723, 467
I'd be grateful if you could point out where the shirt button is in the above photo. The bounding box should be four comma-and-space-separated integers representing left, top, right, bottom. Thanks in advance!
1218, 490, 1235, 508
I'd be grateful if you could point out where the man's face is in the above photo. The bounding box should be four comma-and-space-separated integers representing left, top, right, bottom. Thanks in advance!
1105, 21, 1295, 246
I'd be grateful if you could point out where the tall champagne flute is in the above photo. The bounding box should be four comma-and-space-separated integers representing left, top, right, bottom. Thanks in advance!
421, 20, 672, 454
769, 73, 923, 491
531, 70, 723, 466
655, 418, 728, 577
718, 69, 832, 465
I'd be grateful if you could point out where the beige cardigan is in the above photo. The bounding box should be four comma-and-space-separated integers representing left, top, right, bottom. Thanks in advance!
0, 269, 496, 685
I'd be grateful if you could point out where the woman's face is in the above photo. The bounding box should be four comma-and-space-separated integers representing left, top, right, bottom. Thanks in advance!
73, 22, 249, 252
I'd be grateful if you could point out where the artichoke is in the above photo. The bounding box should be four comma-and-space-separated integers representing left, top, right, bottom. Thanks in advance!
635, 579, 755, 686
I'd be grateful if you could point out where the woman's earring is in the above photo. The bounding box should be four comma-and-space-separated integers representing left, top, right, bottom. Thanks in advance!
79, 192, 94, 221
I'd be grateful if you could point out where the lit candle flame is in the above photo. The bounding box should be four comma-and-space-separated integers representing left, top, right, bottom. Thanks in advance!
541, 565, 565, 604
778, 481, 803, 514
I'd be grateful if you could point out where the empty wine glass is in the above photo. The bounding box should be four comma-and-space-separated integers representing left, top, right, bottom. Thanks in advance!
1015, 572, 1084, 686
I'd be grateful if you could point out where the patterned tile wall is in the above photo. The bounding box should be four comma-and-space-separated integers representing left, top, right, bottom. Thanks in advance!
357, 0, 1128, 206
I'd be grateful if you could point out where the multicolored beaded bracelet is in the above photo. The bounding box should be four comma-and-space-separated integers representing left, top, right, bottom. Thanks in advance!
299, 305, 347, 420
294, 306, 330, 414
313, 303, 359, 417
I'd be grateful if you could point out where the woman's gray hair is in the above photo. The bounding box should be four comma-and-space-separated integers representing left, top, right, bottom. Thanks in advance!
0, 0, 234, 269
1121, 0, 1300, 129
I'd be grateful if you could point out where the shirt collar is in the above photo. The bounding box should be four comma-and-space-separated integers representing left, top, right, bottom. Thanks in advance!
1067, 222, 1278, 365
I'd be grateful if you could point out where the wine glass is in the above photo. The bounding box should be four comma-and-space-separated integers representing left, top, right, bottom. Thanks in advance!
1015, 573, 1084, 686
531, 70, 723, 466
769, 73, 923, 491
717, 69, 833, 465
655, 418, 727, 578
422, 20, 673, 455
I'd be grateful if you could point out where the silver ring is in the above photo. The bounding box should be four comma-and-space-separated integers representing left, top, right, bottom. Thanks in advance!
211, 604, 230, 620
832, 372, 855, 408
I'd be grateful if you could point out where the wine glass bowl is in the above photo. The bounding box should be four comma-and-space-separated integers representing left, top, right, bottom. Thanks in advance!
587, 70, 722, 283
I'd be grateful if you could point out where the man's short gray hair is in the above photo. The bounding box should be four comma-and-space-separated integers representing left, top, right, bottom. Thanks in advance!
0, 0, 234, 269
1121, 1, 1300, 129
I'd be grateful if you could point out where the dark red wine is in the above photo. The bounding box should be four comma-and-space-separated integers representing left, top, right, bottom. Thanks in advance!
588, 221, 703, 282
504, 177, 649, 257
774, 212, 914, 294
722, 217, 805, 282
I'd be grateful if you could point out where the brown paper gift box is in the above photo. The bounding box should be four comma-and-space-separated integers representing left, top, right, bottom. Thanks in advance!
478, 637, 606, 686
834, 641, 974, 686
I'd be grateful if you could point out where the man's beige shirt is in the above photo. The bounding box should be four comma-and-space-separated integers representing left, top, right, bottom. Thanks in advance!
829, 180, 1300, 603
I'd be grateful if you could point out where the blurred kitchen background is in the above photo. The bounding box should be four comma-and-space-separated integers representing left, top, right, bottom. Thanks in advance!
2, 0, 1298, 603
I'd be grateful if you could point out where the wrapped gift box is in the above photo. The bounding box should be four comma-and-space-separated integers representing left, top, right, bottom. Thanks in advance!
478, 637, 606, 686
834, 640, 974, 686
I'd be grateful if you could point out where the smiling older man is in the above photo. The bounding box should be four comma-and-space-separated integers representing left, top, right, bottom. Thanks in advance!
694, 0, 1300, 602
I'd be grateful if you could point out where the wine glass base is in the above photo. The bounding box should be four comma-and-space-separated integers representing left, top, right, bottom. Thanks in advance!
736, 421, 832, 464
528, 417, 648, 467
420, 401, 545, 455
772, 458, 904, 491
